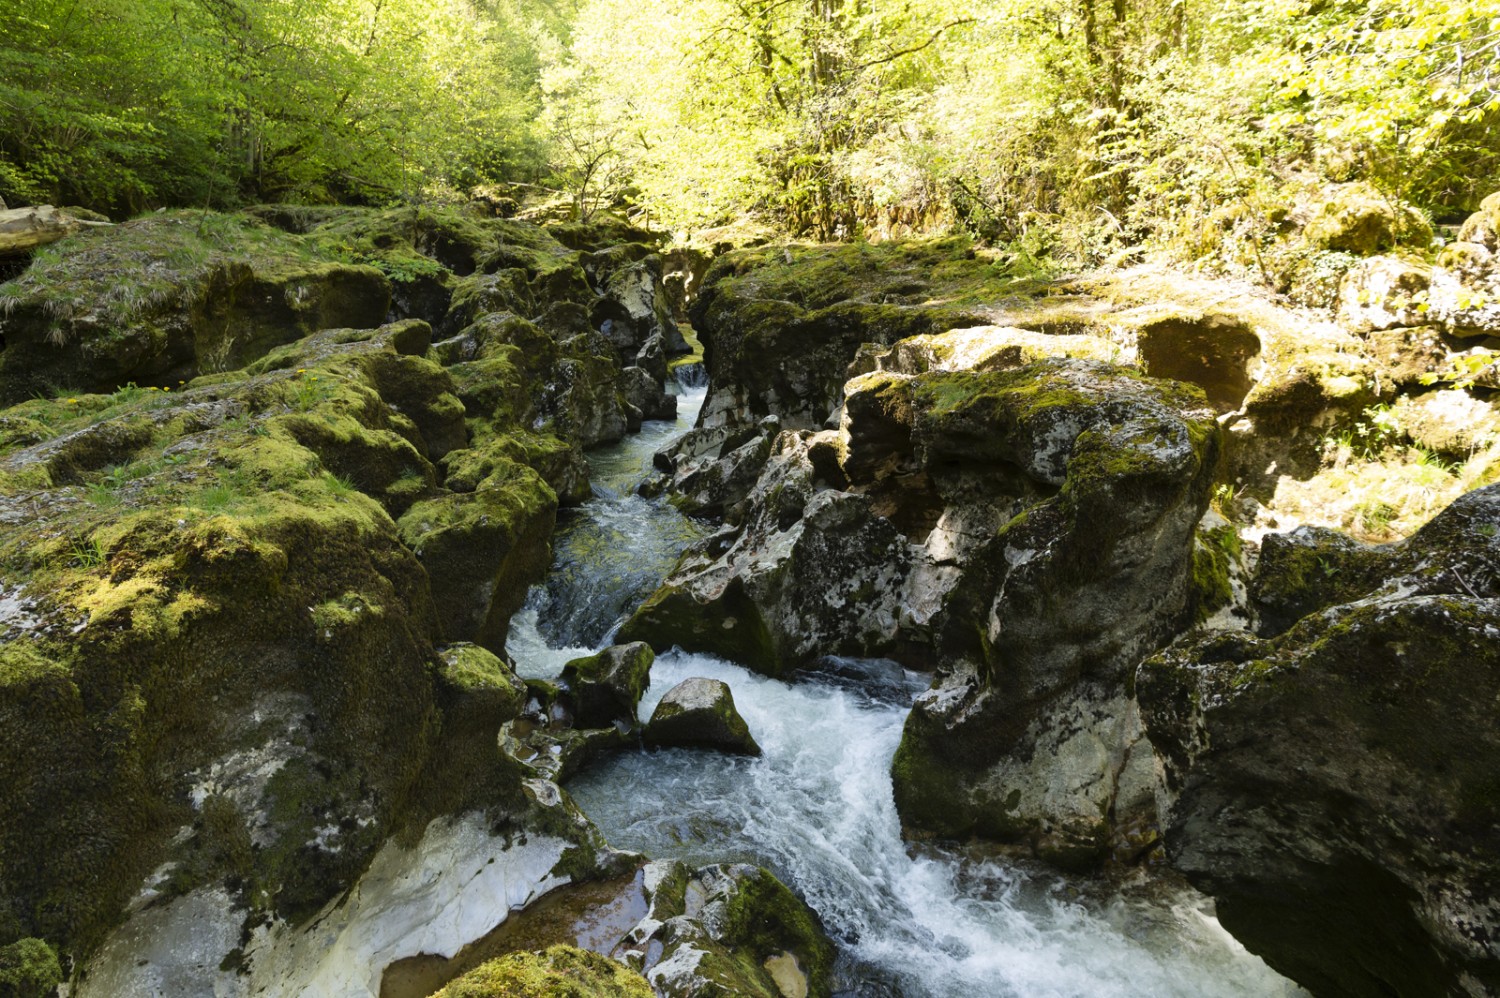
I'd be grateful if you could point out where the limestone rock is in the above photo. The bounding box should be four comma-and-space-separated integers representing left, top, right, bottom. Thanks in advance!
619, 365, 677, 427
1135, 312, 1262, 412
595, 256, 690, 358
1363, 325, 1448, 386
889, 359, 1221, 861
560, 642, 655, 730
619, 861, 834, 998
865, 323, 1120, 377
1389, 389, 1500, 461
436, 643, 528, 736
1249, 483, 1500, 637
645, 678, 761, 756
1426, 241, 1500, 339
623, 431, 907, 676
398, 465, 558, 651
1337, 255, 1431, 333
1457, 190, 1500, 251
1305, 182, 1432, 255
1138, 590, 1500, 997
1224, 326, 1376, 490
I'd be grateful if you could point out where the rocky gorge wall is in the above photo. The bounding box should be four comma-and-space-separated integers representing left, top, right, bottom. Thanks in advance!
626, 194, 1500, 995
0, 206, 833, 998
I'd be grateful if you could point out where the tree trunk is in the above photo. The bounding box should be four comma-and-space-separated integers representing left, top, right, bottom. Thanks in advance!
0, 206, 109, 256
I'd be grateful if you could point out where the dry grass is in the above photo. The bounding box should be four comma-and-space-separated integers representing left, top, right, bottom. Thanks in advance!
1266, 438, 1500, 542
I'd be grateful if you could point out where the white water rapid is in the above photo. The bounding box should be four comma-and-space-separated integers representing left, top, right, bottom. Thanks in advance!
508, 384, 1305, 998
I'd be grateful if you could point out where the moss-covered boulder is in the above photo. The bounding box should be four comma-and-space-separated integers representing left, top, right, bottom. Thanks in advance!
560, 642, 654, 730
0, 938, 63, 998
885, 359, 1220, 863
0, 211, 392, 405
431, 945, 654, 998
644, 678, 761, 756
621, 861, 834, 998
398, 463, 558, 651
436, 643, 528, 735
1138, 550, 1500, 996
1222, 321, 1376, 493
1249, 483, 1500, 637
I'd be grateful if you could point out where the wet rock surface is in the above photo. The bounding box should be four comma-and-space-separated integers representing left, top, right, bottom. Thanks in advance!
621, 861, 834, 998
645, 678, 762, 757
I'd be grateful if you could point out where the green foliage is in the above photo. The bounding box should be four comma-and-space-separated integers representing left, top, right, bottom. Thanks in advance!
0, 937, 63, 998
0, 0, 570, 212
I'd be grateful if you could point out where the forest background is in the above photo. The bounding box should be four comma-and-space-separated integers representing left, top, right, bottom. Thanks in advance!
3, 0, 1498, 271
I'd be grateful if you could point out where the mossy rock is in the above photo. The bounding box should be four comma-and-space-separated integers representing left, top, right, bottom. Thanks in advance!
559, 643, 654, 730
637, 862, 834, 998
619, 578, 778, 678
0, 211, 393, 405
437, 642, 527, 729
644, 677, 761, 756
1305, 183, 1433, 256
398, 463, 558, 651
1137, 593, 1500, 997
0, 937, 63, 998
430, 944, 653, 998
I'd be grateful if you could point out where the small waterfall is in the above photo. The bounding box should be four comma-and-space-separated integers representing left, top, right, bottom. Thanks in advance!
507, 384, 1305, 998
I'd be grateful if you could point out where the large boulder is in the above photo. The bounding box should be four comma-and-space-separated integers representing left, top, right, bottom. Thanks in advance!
629, 354, 1219, 864
1137, 485, 1500, 997
622, 430, 906, 676
644, 678, 762, 757
1304, 182, 1432, 256
888, 360, 1221, 864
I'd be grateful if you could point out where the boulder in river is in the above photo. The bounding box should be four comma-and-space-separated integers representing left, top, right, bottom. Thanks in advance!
645, 678, 762, 756
561, 641, 655, 730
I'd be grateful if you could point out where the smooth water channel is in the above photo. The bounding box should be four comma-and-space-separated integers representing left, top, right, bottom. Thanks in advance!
508, 386, 1303, 998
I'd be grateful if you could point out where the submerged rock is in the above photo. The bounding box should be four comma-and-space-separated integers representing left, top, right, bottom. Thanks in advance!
645, 678, 761, 757
1137, 486, 1500, 997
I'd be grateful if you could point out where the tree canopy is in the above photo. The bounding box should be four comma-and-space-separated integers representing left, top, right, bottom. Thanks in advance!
2, 0, 1497, 258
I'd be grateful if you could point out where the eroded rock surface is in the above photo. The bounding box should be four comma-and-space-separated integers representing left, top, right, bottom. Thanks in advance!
619, 861, 834, 998
1138, 486, 1500, 997
0, 206, 685, 986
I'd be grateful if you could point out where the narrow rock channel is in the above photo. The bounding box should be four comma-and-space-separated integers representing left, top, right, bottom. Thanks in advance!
506, 384, 1305, 998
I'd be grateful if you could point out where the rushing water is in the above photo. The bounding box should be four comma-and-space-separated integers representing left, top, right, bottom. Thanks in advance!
508, 384, 1303, 998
